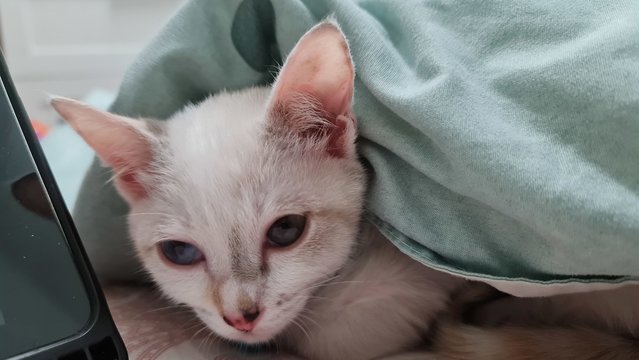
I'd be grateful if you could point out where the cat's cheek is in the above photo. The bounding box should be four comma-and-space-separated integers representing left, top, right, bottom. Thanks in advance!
141, 259, 210, 309
265, 290, 312, 328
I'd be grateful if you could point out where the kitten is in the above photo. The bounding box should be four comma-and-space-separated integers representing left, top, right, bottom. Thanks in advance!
52, 20, 638, 359
51, 21, 471, 359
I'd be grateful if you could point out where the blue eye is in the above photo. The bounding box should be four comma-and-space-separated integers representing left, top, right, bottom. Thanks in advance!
267, 214, 307, 247
159, 240, 204, 265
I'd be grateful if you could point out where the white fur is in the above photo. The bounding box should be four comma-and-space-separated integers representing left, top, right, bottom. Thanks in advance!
50, 22, 473, 358
121, 87, 466, 358
128, 87, 368, 344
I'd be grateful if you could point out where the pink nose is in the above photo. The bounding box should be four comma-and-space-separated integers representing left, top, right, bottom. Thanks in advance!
223, 309, 261, 332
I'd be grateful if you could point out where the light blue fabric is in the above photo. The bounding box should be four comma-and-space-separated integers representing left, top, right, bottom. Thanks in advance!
73, 0, 639, 287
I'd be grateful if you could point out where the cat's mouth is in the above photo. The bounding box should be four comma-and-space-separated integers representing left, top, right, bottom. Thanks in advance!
195, 301, 306, 345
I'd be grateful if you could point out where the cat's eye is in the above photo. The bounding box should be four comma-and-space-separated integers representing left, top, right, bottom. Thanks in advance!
159, 240, 204, 265
267, 214, 307, 247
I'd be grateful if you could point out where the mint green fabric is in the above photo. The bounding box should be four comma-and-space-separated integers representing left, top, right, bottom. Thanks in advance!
74, 0, 639, 286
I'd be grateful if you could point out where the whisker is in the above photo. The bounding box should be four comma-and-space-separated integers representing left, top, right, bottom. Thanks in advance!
137, 304, 191, 316
296, 274, 342, 294
195, 326, 213, 353
296, 312, 321, 330
192, 324, 209, 341
128, 212, 174, 217
291, 319, 312, 346
183, 320, 207, 334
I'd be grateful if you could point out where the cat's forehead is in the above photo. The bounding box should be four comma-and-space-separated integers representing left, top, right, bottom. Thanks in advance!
148, 86, 362, 237
163, 88, 270, 184
167, 88, 270, 159
155, 87, 315, 220
148, 89, 277, 255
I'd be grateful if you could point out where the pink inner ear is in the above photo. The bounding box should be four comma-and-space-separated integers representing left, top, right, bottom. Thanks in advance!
94, 126, 155, 203
326, 114, 352, 158
116, 172, 148, 201
268, 23, 356, 158
272, 23, 355, 118
51, 97, 154, 203
109, 154, 151, 202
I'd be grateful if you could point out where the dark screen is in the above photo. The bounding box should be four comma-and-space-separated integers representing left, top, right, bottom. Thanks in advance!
0, 79, 91, 358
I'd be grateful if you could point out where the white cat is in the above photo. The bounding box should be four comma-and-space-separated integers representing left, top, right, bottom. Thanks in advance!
52, 20, 639, 359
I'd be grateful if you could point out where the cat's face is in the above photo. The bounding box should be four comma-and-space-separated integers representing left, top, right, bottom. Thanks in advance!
127, 86, 365, 344
53, 21, 365, 343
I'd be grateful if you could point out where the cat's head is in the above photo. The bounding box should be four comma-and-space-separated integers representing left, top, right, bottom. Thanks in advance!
52, 21, 365, 344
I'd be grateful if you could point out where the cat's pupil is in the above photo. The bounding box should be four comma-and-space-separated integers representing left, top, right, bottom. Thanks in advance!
160, 240, 203, 265
267, 214, 306, 247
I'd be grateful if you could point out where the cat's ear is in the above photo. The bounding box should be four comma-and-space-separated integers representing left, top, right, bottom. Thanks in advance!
268, 21, 356, 158
51, 97, 156, 204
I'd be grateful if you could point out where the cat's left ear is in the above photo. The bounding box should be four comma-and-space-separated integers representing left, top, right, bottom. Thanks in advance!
268, 20, 356, 158
51, 97, 157, 204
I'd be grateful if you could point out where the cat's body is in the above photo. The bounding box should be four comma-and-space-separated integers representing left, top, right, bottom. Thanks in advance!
436, 285, 639, 360
53, 20, 639, 359
277, 222, 466, 359
104, 81, 470, 359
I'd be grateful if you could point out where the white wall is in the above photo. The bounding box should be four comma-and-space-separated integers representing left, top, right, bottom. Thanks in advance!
0, 0, 185, 125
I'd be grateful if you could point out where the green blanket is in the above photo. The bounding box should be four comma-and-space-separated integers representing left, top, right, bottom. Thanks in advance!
74, 0, 639, 293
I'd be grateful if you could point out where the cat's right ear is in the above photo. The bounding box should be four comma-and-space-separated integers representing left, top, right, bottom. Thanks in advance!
267, 20, 356, 158
51, 97, 156, 204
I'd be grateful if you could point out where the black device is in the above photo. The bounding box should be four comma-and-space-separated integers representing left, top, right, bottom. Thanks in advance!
0, 52, 127, 360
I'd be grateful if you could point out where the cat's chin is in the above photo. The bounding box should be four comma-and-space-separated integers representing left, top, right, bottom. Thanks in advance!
222, 329, 277, 345
191, 290, 313, 345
